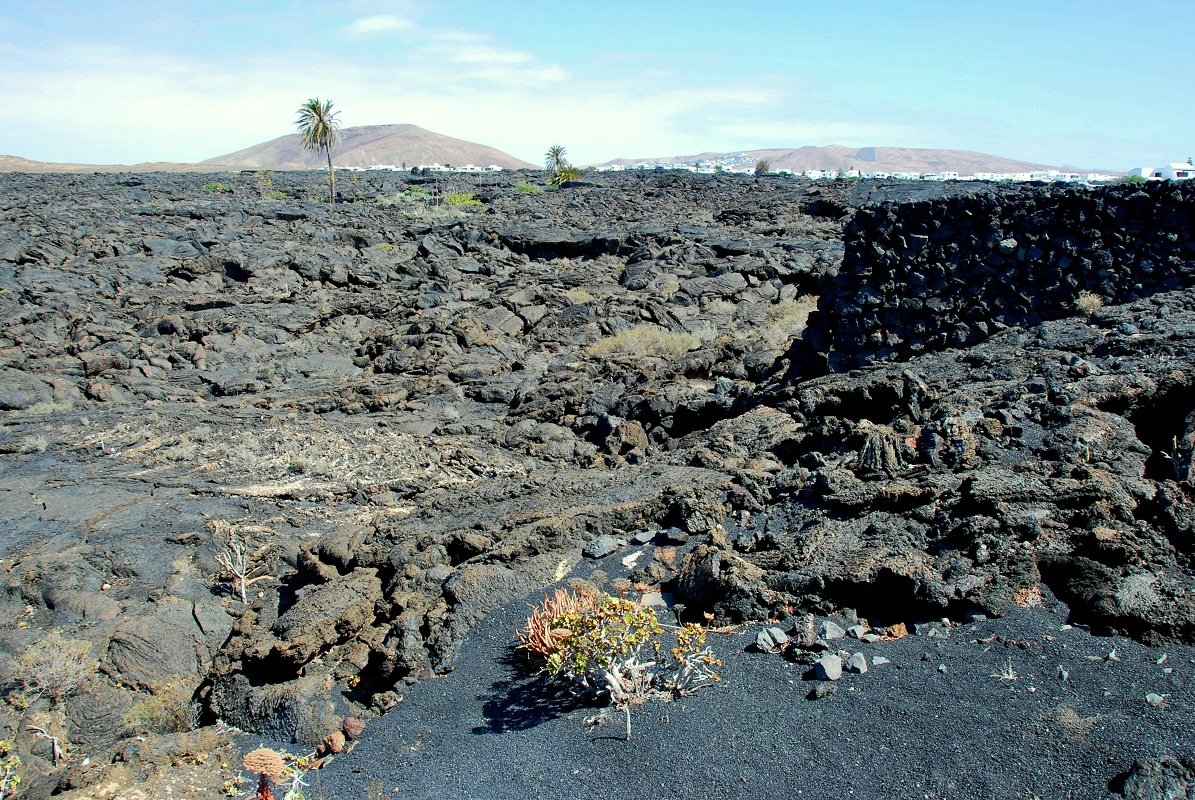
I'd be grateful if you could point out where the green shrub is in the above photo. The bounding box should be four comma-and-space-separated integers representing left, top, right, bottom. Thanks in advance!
549, 165, 582, 188
0, 740, 20, 800
201, 182, 234, 193
517, 589, 723, 738
444, 191, 483, 208
515, 182, 543, 195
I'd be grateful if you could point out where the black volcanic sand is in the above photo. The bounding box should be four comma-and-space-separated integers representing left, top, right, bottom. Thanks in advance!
315, 556, 1195, 800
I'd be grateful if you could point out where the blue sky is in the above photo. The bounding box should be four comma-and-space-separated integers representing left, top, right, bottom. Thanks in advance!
0, 0, 1191, 168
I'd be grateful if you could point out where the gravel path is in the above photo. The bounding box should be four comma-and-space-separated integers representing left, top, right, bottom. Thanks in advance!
314, 563, 1194, 800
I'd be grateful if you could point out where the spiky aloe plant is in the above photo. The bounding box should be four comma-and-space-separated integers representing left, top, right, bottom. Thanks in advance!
295, 98, 342, 204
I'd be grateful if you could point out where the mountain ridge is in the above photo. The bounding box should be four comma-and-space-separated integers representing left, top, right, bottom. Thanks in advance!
597, 144, 1071, 175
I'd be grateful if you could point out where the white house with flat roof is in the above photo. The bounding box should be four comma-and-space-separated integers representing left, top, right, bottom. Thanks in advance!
1130, 162, 1194, 180
1157, 163, 1195, 180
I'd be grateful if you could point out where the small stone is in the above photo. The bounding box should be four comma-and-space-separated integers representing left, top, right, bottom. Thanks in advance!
846, 652, 868, 674
819, 620, 846, 641
872, 656, 891, 666
808, 682, 837, 700
1146, 693, 1167, 708
814, 654, 843, 681
862, 633, 883, 644
639, 591, 666, 608
846, 625, 867, 639
755, 626, 788, 653
660, 527, 688, 545
937, 663, 947, 673
321, 731, 346, 755
631, 530, 657, 545
583, 535, 623, 559
342, 718, 366, 740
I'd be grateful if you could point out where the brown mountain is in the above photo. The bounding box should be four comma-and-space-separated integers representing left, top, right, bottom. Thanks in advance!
600, 145, 1061, 175
202, 124, 537, 170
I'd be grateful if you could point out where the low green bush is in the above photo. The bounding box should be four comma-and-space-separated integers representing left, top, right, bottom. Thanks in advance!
517, 588, 723, 739
444, 192, 483, 208
201, 182, 234, 193
515, 182, 543, 195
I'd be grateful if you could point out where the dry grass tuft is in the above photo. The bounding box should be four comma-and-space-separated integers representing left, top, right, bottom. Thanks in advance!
586, 325, 700, 360
1075, 290, 1104, 315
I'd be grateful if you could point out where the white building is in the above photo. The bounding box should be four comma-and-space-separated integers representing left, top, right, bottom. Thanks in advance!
1130, 163, 1194, 180
1157, 162, 1195, 180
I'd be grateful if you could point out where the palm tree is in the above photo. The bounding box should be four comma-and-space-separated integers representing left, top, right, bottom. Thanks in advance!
296, 98, 342, 204
545, 144, 567, 174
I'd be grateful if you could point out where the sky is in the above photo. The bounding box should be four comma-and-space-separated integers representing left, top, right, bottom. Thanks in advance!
0, 0, 1191, 169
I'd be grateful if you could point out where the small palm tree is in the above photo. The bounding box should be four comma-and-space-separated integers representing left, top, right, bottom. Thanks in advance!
545, 144, 568, 173
296, 98, 342, 204
754, 159, 771, 176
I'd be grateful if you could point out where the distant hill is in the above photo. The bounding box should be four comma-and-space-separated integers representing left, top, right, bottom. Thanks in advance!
0, 155, 223, 174
598, 145, 1063, 175
203, 124, 537, 171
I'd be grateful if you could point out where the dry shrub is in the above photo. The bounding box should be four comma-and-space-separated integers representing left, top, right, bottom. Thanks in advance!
123, 682, 199, 734
564, 288, 595, 305
1075, 290, 1104, 315
13, 630, 97, 706
586, 325, 700, 360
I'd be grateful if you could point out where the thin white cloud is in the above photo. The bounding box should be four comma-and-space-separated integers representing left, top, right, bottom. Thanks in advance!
344, 15, 411, 34
449, 45, 534, 65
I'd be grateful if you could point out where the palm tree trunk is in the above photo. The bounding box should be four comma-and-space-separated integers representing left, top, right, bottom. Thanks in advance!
325, 150, 335, 204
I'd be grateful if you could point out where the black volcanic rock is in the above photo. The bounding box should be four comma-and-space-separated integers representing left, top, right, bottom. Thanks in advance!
0, 168, 1193, 798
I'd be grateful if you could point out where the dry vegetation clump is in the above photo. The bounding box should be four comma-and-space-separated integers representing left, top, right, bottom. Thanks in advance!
122, 681, 200, 735
1075, 290, 1104, 314
757, 295, 819, 349
11, 629, 97, 706
65, 415, 528, 503
586, 325, 701, 360
208, 519, 274, 604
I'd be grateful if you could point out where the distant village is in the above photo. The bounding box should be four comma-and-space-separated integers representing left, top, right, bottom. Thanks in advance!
357, 155, 1195, 184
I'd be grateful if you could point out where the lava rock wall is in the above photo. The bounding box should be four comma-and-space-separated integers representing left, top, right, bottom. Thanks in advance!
804, 181, 1195, 371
